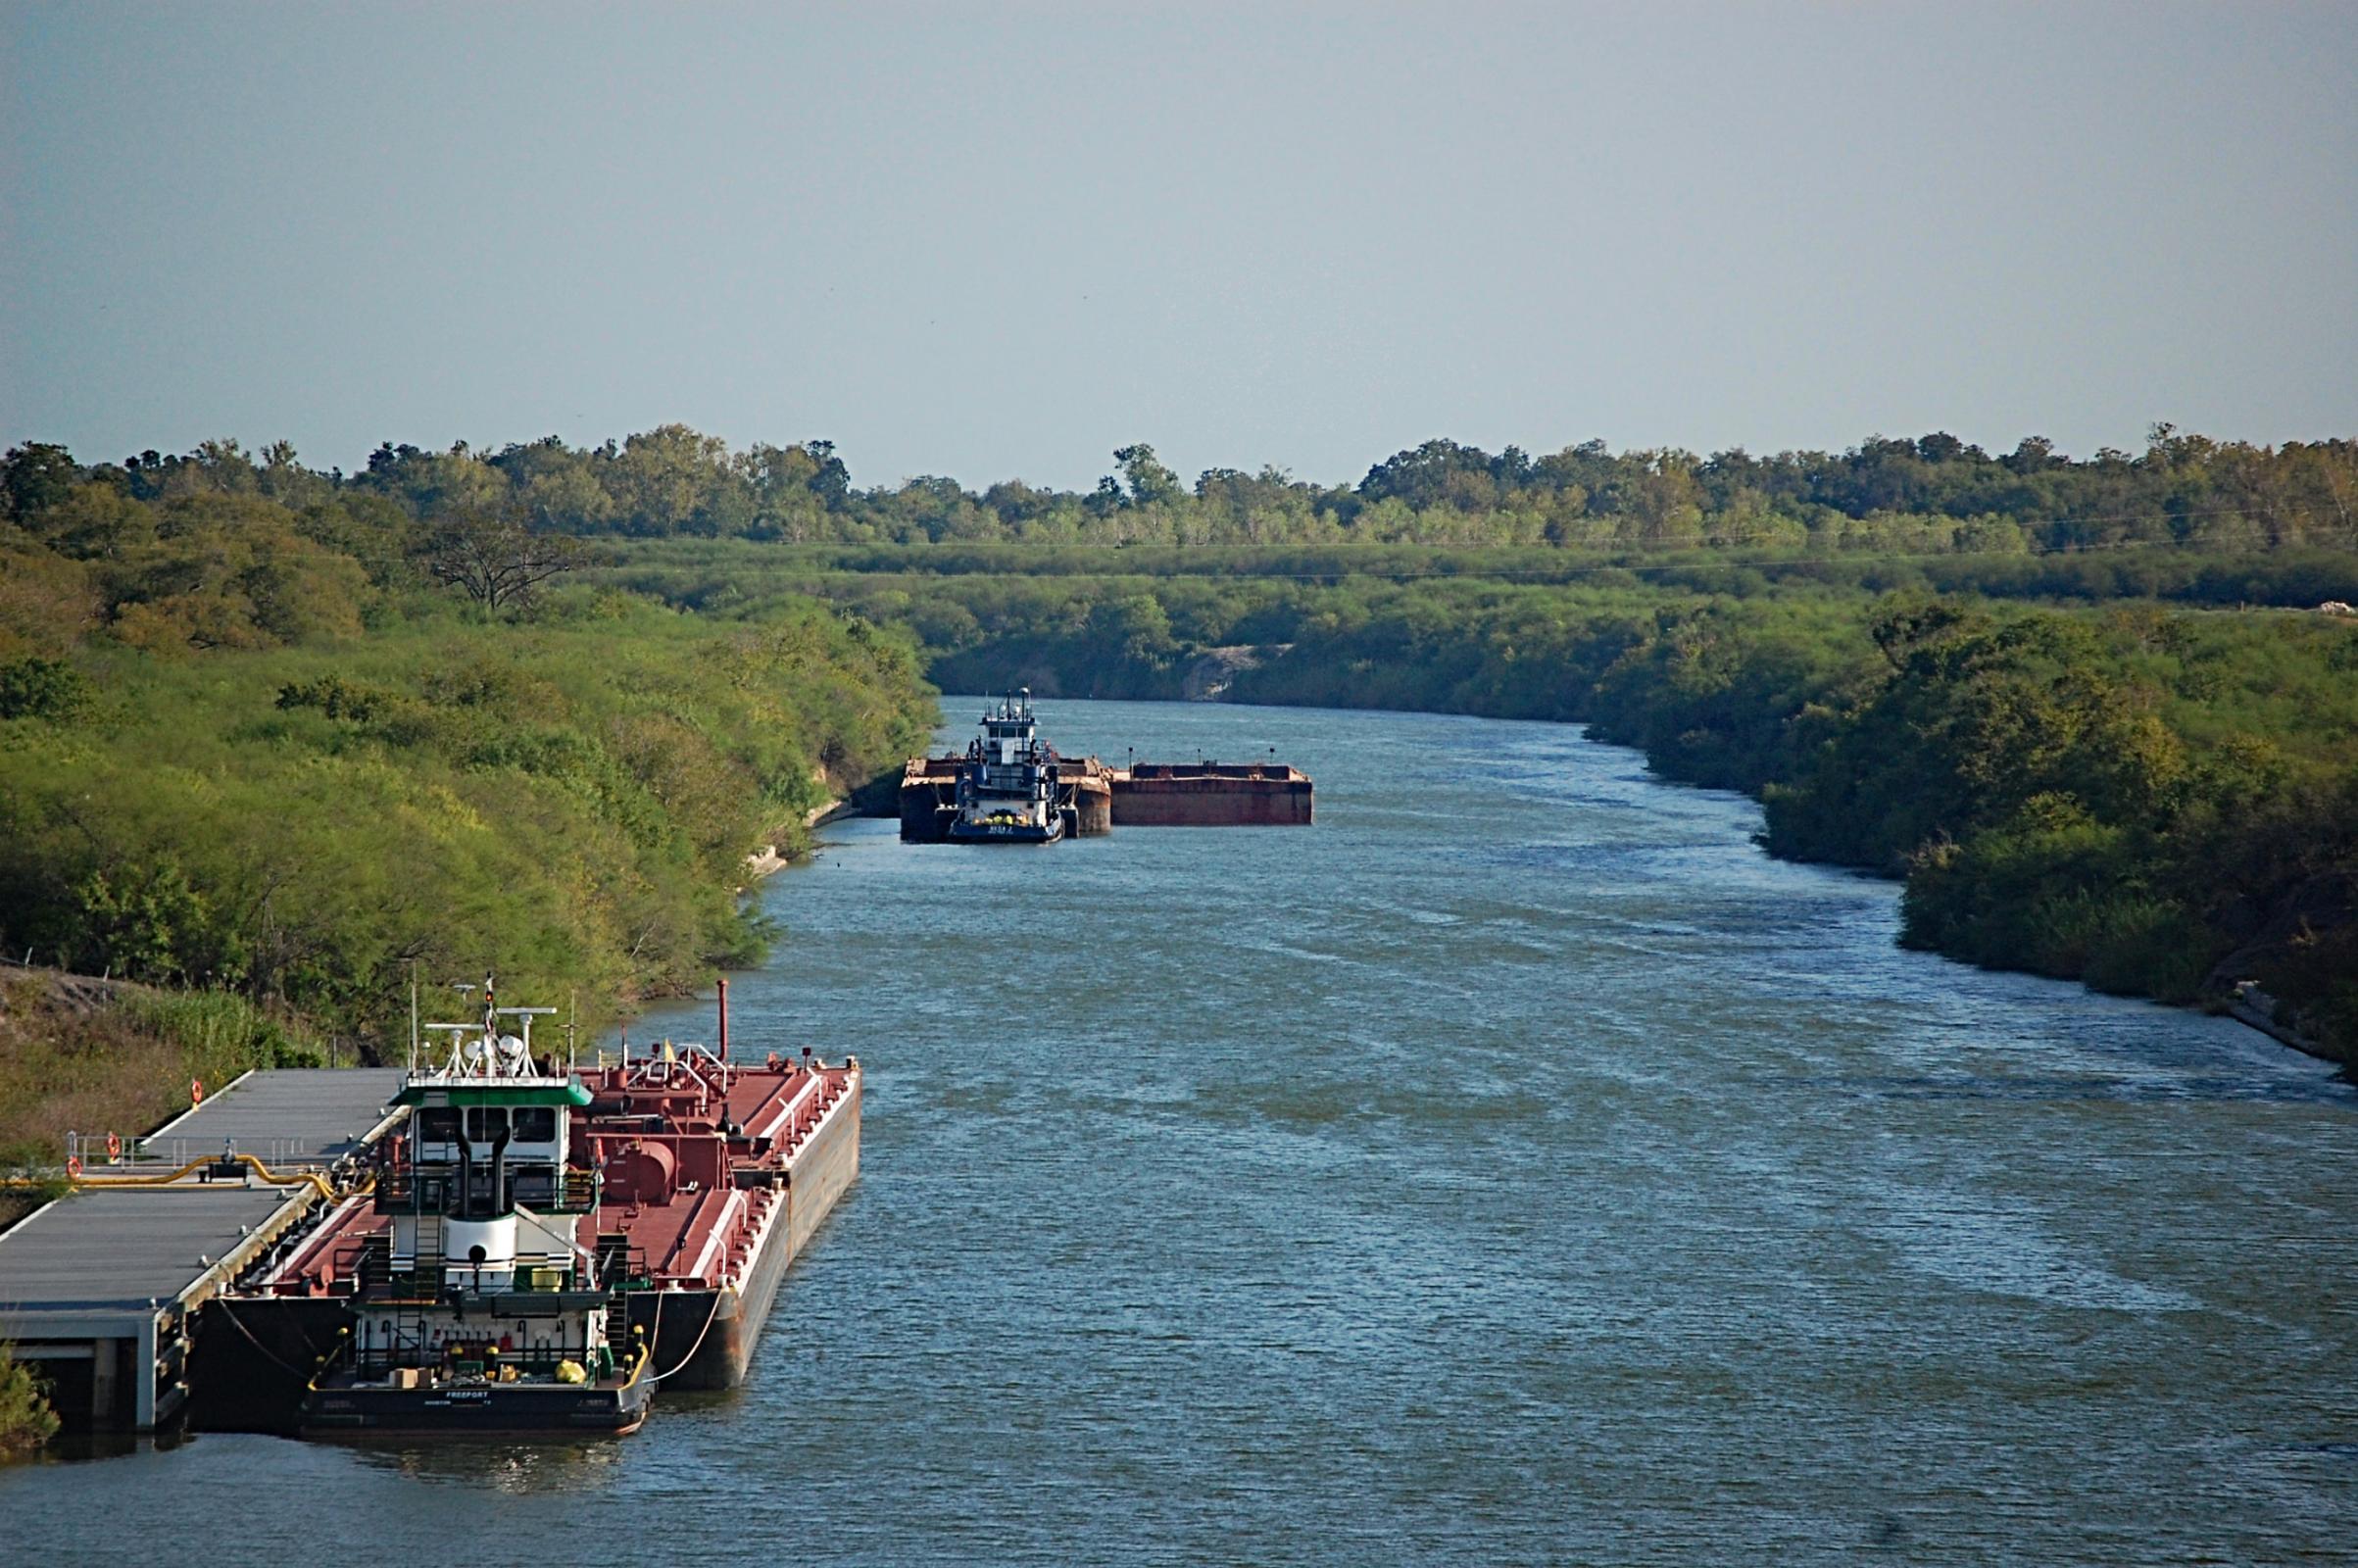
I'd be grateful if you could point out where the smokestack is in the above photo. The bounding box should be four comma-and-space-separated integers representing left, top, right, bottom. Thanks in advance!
717, 977, 729, 1060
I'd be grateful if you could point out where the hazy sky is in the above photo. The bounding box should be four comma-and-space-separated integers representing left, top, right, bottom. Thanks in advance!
4, 2, 2353, 490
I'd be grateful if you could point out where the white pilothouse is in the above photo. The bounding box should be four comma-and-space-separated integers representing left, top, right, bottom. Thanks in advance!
299, 978, 650, 1435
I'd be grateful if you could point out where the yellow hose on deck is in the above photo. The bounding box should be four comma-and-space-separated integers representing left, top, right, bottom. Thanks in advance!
1, 1153, 355, 1203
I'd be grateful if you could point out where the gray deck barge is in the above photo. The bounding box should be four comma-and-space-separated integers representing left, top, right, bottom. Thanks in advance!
0, 1067, 406, 1431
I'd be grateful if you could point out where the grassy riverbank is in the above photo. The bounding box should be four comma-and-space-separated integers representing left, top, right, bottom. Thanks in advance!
0, 600, 934, 1053
2, 446, 940, 1078
0, 971, 324, 1168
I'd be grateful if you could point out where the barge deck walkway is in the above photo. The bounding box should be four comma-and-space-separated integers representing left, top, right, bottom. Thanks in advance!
0, 1067, 406, 1431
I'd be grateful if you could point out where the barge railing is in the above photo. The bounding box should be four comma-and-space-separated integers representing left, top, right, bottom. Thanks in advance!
63, 1132, 329, 1173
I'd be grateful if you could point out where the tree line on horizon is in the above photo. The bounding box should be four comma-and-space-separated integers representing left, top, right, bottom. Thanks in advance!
8, 421, 2356, 559
3, 421, 2354, 1065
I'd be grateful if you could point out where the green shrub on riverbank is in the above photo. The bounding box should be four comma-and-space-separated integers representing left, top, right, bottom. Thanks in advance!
0, 1344, 59, 1458
0, 598, 935, 1050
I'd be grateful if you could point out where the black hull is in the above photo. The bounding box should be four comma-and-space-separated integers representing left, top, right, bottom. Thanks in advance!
195, 1297, 353, 1435
300, 1376, 651, 1438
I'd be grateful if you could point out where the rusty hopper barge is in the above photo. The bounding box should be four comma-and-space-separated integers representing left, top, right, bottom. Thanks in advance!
214, 982, 859, 1436
1111, 760, 1313, 826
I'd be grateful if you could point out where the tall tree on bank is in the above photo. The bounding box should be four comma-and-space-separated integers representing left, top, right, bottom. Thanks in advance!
420, 508, 592, 611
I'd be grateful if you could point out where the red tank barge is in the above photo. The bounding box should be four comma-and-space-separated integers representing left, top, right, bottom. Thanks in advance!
232, 984, 860, 1437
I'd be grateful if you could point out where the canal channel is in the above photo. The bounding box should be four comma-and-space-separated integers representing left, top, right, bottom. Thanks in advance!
5, 699, 2354, 1565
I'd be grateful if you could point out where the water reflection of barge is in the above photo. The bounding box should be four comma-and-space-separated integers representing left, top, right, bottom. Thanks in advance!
206, 983, 860, 1437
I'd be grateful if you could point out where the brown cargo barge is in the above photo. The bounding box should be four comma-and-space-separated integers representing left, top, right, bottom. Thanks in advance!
899, 695, 1311, 841
1111, 761, 1314, 826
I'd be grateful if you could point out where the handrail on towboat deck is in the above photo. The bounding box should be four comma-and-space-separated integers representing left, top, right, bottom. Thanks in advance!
66, 1132, 326, 1171
308, 1326, 654, 1392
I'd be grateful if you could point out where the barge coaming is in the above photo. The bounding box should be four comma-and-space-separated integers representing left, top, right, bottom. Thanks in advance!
620, 1067, 860, 1389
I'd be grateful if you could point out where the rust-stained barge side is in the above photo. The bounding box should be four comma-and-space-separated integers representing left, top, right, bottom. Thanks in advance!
1112, 761, 1314, 827
609, 1049, 860, 1389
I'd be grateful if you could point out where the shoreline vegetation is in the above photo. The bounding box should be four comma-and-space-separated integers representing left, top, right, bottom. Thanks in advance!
1, 424, 2350, 1164
0, 432, 939, 1211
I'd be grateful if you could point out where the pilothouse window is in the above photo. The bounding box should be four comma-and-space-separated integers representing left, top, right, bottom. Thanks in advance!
417, 1107, 459, 1143
464, 1106, 509, 1141
513, 1106, 557, 1143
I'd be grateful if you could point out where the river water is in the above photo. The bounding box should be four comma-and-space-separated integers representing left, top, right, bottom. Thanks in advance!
7, 700, 2355, 1564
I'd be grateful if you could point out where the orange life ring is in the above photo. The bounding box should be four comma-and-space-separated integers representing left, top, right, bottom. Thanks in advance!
66, 1154, 82, 1179
190, 1077, 205, 1106
105, 1132, 122, 1162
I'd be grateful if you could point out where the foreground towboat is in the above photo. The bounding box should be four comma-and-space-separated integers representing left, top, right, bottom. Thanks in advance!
242, 979, 860, 1440
300, 995, 648, 1437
